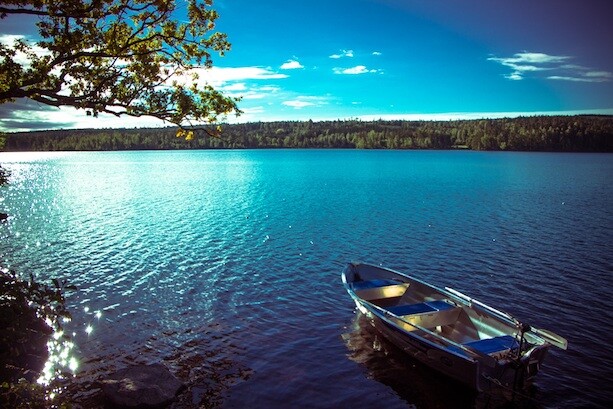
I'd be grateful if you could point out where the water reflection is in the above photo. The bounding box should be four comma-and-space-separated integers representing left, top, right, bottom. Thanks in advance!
342, 313, 543, 409
38, 326, 78, 386
35, 302, 106, 409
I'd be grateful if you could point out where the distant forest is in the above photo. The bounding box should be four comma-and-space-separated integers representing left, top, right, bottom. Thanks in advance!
3, 115, 613, 152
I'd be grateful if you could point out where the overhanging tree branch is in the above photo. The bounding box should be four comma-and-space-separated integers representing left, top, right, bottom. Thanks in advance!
0, 0, 240, 135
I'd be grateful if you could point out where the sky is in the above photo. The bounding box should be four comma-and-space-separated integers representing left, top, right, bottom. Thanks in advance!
1, 0, 612, 132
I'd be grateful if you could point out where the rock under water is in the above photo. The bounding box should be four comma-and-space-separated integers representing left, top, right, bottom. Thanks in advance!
101, 363, 184, 408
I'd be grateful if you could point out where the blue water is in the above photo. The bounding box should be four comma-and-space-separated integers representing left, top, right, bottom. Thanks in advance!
0, 150, 611, 408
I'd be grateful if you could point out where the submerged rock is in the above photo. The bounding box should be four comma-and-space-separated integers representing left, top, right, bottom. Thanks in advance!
101, 363, 184, 408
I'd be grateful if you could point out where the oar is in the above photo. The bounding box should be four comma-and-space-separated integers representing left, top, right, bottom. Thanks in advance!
528, 326, 568, 350
444, 287, 518, 324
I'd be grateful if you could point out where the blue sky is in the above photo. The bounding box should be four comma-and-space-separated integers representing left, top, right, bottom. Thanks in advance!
1, 0, 612, 131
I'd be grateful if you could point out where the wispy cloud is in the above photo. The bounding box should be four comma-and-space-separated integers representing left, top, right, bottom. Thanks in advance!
282, 100, 315, 108
221, 82, 247, 91
487, 52, 569, 80
197, 66, 288, 86
491, 52, 570, 65
333, 65, 379, 75
488, 52, 612, 82
548, 70, 613, 83
329, 49, 354, 59
221, 83, 281, 100
280, 59, 304, 70
282, 96, 329, 109
372, 51, 382, 56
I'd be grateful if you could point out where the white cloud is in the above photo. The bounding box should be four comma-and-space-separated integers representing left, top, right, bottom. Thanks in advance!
505, 73, 524, 81
506, 52, 569, 64
221, 82, 247, 91
0, 101, 172, 133
488, 51, 611, 83
0, 34, 24, 45
235, 91, 268, 100
223, 84, 282, 101
258, 85, 282, 92
282, 96, 329, 109
333, 65, 379, 75
188, 66, 288, 88
0, 34, 52, 67
372, 51, 382, 56
280, 59, 304, 69
242, 106, 265, 114
547, 76, 592, 82
585, 71, 613, 79
329, 49, 354, 59
487, 52, 567, 80
548, 73, 612, 83
283, 100, 315, 108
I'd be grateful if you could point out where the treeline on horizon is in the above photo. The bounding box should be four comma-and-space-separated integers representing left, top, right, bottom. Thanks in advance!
3, 115, 613, 152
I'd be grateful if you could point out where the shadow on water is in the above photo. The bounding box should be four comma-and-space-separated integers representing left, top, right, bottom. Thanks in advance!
342, 313, 545, 409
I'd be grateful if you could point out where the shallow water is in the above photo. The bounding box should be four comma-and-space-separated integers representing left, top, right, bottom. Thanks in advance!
1, 150, 611, 408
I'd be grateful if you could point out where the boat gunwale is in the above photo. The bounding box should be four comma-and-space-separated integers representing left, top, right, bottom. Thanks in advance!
360, 296, 501, 365
344, 262, 567, 350
344, 262, 523, 329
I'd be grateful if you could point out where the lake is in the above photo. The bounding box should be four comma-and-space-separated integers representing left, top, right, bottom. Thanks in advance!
0, 150, 611, 408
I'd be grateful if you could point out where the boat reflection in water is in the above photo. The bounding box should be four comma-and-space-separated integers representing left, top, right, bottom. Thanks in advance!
343, 313, 544, 409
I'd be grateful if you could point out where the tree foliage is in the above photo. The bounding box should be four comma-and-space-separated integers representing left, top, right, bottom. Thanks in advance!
0, 268, 76, 408
0, 0, 239, 130
4, 115, 613, 152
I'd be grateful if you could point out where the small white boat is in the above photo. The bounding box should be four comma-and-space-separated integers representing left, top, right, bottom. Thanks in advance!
342, 262, 567, 392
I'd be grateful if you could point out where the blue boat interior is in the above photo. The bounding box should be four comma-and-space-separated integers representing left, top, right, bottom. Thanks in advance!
351, 279, 400, 291
352, 278, 521, 357
464, 335, 519, 354
448, 335, 519, 357
385, 300, 454, 316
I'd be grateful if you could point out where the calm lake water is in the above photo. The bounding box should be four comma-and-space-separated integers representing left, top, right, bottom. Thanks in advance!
0, 150, 611, 408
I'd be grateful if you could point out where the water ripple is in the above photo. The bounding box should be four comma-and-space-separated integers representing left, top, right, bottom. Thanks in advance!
1, 150, 611, 408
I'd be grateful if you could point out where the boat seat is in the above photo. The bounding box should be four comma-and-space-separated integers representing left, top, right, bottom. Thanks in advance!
353, 279, 410, 302
464, 335, 518, 355
449, 335, 519, 358
385, 300, 454, 316
383, 300, 460, 331
352, 279, 400, 291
